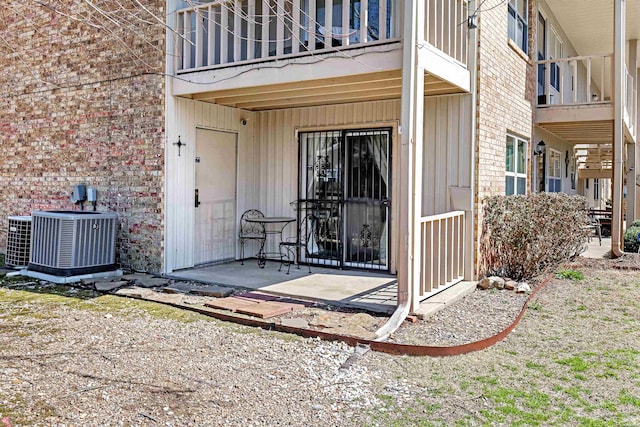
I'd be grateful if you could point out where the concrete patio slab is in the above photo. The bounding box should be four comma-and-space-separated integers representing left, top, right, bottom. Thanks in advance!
168, 261, 398, 314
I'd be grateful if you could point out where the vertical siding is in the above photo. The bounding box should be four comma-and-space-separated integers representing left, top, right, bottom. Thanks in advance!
165, 97, 256, 271
254, 100, 402, 266
422, 95, 473, 216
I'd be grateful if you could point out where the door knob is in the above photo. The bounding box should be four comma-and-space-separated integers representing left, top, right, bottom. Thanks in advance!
195, 189, 201, 208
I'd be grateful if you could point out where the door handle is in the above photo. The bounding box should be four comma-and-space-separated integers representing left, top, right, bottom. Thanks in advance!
195, 189, 201, 208
381, 198, 390, 206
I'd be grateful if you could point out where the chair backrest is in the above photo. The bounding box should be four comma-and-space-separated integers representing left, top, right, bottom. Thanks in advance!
240, 209, 265, 237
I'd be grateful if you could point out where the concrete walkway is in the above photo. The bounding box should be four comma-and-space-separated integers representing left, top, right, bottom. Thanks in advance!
581, 237, 611, 259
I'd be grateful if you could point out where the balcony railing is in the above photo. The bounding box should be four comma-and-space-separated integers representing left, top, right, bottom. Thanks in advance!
176, 0, 400, 73
424, 0, 468, 66
536, 54, 612, 107
418, 210, 465, 300
625, 65, 637, 139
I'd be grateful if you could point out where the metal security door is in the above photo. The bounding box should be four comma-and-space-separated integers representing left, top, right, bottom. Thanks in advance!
299, 128, 391, 270
343, 129, 390, 270
195, 128, 237, 265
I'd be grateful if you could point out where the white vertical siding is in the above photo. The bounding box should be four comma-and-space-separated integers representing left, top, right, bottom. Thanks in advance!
422, 95, 473, 216
165, 97, 257, 272
166, 95, 472, 274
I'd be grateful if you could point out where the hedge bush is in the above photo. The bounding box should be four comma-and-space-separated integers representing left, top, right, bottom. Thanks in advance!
480, 193, 590, 280
624, 225, 640, 253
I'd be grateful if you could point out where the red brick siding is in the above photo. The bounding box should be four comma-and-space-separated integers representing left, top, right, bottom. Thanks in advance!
0, 2, 166, 272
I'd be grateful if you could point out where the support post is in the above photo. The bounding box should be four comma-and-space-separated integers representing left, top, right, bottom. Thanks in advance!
628, 40, 638, 222
612, 0, 626, 256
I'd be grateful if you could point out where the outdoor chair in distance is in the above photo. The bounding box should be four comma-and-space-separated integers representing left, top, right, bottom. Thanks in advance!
279, 213, 317, 274
239, 209, 266, 264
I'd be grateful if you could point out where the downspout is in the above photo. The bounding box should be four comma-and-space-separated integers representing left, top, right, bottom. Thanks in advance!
612, 0, 625, 257
375, 0, 419, 340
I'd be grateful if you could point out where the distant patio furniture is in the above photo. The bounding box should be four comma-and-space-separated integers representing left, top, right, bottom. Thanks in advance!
239, 209, 266, 265
244, 215, 295, 268
279, 213, 318, 274
585, 216, 602, 246
589, 209, 611, 237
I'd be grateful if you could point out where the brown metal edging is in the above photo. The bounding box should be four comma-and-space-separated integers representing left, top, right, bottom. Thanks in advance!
115, 274, 552, 357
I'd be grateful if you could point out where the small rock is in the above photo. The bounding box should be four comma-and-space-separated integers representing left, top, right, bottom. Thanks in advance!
477, 277, 491, 289
104, 313, 113, 319
489, 276, 505, 290
516, 282, 531, 293
312, 404, 324, 411
405, 315, 419, 323
505, 280, 517, 290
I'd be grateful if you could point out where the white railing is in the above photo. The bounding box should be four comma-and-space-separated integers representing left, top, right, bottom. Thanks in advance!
176, 0, 400, 72
418, 210, 465, 300
625, 65, 637, 139
424, 0, 468, 66
536, 53, 612, 107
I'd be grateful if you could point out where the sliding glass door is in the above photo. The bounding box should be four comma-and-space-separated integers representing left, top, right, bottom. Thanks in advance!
299, 128, 391, 270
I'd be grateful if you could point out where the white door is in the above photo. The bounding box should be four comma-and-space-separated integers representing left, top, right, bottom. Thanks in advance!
195, 128, 237, 265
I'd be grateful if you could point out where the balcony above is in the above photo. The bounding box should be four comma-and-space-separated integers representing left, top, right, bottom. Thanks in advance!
535, 53, 636, 146
171, 0, 471, 109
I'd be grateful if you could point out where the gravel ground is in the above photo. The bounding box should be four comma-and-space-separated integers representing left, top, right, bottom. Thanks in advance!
2, 255, 640, 425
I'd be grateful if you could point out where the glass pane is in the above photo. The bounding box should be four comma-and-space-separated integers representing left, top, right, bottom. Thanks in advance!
517, 177, 526, 195
506, 138, 515, 172
517, 140, 526, 174
506, 176, 515, 195
517, 0, 527, 22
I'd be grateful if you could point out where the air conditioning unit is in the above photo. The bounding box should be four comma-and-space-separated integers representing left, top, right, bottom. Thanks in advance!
29, 211, 118, 276
6, 216, 32, 269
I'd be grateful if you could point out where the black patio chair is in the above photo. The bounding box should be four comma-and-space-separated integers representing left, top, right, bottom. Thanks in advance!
279, 213, 317, 274
239, 209, 266, 264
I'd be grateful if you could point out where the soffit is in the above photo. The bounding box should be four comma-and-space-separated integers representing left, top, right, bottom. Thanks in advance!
191, 71, 466, 111
543, 0, 640, 58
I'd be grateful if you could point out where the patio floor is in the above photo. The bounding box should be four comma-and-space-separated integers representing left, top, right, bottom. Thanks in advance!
166, 260, 398, 314
581, 237, 611, 259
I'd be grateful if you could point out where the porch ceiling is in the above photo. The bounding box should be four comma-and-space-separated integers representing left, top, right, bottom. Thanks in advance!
537, 120, 613, 145
188, 70, 465, 111
544, 0, 640, 58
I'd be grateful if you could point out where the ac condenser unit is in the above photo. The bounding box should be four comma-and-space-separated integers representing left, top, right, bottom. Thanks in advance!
6, 216, 32, 268
29, 211, 118, 276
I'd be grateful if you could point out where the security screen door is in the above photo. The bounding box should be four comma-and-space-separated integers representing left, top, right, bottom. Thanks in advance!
299, 128, 390, 270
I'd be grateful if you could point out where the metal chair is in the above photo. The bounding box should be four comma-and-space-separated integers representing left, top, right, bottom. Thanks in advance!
239, 209, 266, 264
279, 213, 317, 274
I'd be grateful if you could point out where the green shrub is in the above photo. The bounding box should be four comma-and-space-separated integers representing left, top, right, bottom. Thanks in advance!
480, 193, 590, 280
624, 226, 640, 253
628, 219, 640, 228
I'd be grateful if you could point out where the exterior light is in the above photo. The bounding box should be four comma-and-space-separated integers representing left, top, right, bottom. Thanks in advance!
534, 140, 546, 155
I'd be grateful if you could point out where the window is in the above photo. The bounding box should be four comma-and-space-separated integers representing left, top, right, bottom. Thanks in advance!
549, 28, 563, 92
547, 149, 561, 192
506, 135, 527, 195
594, 178, 600, 200
508, 0, 528, 54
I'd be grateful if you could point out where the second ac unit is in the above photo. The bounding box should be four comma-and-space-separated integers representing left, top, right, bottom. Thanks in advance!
6, 216, 32, 268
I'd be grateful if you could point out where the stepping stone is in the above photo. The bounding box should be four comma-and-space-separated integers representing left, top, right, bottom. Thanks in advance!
205, 297, 260, 312
236, 292, 279, 302
121, 273, 169, 288
94, 280, 129, 292
189, 285, 233, 298
115, 287, 155, 299
144, 293, 184, 305
280, 317, 309, 329
163, 281, 194, 293
236, 301, 305, 319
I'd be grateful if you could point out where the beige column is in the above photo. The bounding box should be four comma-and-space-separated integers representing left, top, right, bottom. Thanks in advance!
612, 0, 626, 256
627, 40, 638, 222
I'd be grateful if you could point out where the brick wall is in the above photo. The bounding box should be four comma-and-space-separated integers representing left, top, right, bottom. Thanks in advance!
0, 1, 166, 272
473, 0, 537, 272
